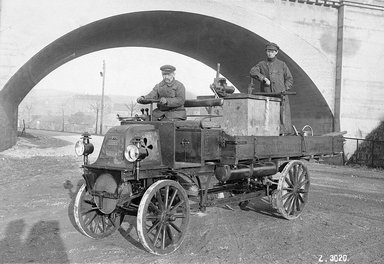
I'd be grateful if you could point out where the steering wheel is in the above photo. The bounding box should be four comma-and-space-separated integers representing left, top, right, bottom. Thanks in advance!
137, 99, 161, 121
139, 98, 160, 104
133, 114, 146, 121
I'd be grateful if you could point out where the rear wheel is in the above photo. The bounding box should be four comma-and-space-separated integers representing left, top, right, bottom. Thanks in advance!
273, 160, 310, 220
137, 180, 190, 255
73, 183, 121, 239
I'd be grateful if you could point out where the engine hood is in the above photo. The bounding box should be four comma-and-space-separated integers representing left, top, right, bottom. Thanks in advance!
91, 124, 163, 169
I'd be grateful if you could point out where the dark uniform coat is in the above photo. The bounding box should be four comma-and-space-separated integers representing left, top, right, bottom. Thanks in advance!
250, 57, 294, 134
143, 79, 186, 120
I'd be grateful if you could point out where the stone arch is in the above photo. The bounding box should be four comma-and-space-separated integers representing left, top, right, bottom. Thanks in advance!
0, 10, 333, 150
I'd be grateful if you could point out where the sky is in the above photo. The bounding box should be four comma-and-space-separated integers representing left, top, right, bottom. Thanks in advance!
34, 47, 234, 99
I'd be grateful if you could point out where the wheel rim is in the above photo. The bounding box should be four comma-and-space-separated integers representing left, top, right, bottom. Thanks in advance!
277, 160, 310, 219
73, 183, 121, 239
137, 180, 190, 255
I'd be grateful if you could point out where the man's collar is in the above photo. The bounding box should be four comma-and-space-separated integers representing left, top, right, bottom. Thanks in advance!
163, 79, 175, 86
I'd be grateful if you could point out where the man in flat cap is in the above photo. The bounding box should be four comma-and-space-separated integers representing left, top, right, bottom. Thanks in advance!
250, 42, 294, 135
137, 65, 186, 120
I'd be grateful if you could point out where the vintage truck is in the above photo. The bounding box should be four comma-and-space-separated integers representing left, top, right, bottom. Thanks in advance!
71, 76, 344, 255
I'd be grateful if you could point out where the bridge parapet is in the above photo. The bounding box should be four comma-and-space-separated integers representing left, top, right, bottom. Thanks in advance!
285, 0, 384, 9
285, 0, 341, 8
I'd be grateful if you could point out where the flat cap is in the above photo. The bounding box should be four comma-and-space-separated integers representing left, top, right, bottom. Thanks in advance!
265, 42, 279, 51
160, 65, 176, 73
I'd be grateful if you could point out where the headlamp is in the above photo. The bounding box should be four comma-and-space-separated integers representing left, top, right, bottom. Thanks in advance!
75, 140, 85, 156
124, 144, 139, 162
74, 139, 94, 156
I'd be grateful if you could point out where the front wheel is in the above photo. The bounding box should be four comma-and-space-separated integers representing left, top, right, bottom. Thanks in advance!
137, 180, 190, 255
73, 183, 121, 239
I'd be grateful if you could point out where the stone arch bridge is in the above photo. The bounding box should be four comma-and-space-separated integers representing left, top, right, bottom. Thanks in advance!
1, 0, 384, 154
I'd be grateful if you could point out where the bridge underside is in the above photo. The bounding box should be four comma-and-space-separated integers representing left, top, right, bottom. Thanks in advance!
0, 11, 333, 150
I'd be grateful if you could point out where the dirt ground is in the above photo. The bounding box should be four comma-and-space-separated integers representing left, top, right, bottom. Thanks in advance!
0, 129, 383, 264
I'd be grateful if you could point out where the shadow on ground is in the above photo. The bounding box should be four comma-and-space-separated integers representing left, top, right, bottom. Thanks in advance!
0, 219, 69, 263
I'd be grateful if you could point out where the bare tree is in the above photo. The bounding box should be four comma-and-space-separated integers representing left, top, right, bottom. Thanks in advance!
125, 100, 139, 117
61, 104, 66, 132
24, 103, 33, 128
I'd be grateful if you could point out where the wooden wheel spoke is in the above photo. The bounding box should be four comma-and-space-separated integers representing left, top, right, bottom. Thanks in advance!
108, 214, 117, 228
292, 166, 298, 184
295, 165, 303, 185
101, 215, 106, 232
294, 195, 301, 212
105, 219, 112, 230
292, 165, 298, 180
147, 220, 160, 235
290, 196, 297, 213
297, 193, 305, 204
296, 178, 309, 189
84, 212, 98, 227
162, 223, 167, 250
153, 223, 163, 246
96, 216, 104, 233
168, 188, 178, 211
83, 199, 96, 206
288, 170, 294, 186
81, 207, 98, 215
166, 224, 174, 243
156, 191, 165, 211
149, 202, 161, 214
297, 189, 308, 194
169, 222, 182, 233
92, 216, 100, 233
282, 191, 293, 200
164, 186, 170, 210
284, 175, 294, 188
146, 214, 160, 221
104, 215, 113, 229
284, 193, 295, 213
297, 166, 305, 183
170, 200, 185, 214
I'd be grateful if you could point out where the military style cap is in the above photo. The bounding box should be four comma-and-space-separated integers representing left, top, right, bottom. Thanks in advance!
160, 65, 176, 73
265, 42, 279, 51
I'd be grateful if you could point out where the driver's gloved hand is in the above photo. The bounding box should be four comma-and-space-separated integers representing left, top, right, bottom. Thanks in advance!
137, 96, 145, 103
159, 97, 167, 105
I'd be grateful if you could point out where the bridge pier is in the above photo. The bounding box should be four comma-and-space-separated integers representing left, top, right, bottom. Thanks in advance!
0, 95, 18, 151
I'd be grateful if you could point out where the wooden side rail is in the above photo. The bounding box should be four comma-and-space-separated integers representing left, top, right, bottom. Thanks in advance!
251, 91, 297, 97
184, 98, 224, 108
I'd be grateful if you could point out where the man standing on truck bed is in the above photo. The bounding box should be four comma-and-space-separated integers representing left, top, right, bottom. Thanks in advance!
137, 65, 186, 121
250, 42, 294, 135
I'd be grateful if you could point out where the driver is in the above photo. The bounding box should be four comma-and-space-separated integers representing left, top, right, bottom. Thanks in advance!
136, 65, 186, 121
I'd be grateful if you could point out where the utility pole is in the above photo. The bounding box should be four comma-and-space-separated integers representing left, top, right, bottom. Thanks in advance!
95, 107, 99, 134
61, 106, 65, 132
99, 60, 106, 135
